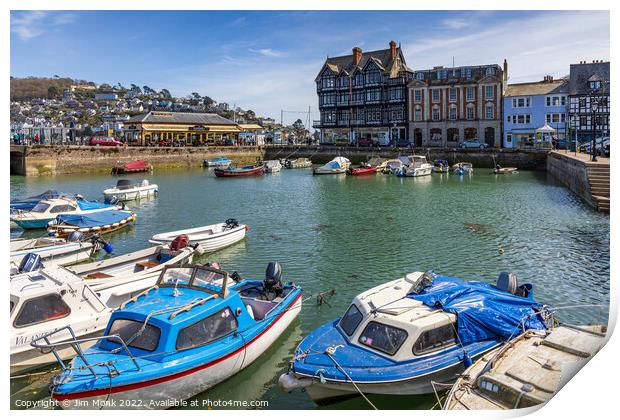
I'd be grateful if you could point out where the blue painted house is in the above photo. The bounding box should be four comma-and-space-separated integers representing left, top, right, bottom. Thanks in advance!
503, 76, 569, 148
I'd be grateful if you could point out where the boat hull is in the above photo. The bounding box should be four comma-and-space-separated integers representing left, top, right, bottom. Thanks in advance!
399, 167, 433, 177
55, 294, 302, 409
11, 218, 53, 229
150, 225, 246, 252
103, 185, 158, 202
10, 241, 95, 267
348, 168, 377, 176
214, 167, 264, 177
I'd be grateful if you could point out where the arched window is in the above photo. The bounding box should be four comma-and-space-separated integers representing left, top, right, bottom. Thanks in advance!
416, 72, 425, 81
485, 104, 494, 119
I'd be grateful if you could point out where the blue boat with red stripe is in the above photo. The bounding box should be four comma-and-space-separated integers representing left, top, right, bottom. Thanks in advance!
36, 262, 302, 409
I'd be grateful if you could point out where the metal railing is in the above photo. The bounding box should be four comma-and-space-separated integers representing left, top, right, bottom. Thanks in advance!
30, 325, 141, 378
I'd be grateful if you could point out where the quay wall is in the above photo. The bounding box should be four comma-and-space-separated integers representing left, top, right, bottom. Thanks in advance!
546, 152, 594, 207
10, 145, 265, 176
10, 145, 549, 176
265, 146, 549, 170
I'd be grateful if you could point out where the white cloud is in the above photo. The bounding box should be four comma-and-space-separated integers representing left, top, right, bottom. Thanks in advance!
249, 48, 286, 58
11, 11, 76, 41
441, 18, 471, 30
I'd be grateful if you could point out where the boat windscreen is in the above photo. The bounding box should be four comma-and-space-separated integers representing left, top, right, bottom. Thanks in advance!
116, 179, 133, 190
30, 202, 50, 213
158, 266, 226, 293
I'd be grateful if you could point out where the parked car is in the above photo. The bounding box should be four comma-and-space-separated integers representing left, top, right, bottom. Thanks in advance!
580, 137, 610, 156
90, 136, 123, 146
334, 138, 351, 146
357, 138, 377, 147
459, 139, 488, 149
395, 139, 413, 148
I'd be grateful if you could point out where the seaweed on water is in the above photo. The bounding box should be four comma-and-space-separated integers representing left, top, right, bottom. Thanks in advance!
464, 223, 488, 233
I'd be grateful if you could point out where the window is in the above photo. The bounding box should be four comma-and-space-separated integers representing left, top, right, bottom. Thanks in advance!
366, 90, 381, 102
449, 106, 457, 120
485, 86, 494, 100
414, 107, 423, 122
366, 71, 381, 84
546, 96, 566, 107
449, 88, 457, 102
512, 97, 530, 108
176, 308, 238, 350
338, 76, 349, 88
416, 72, 425, 81
390, 108, 404, 121
437, 69, 448, 79
339, 305, 363, 336
30, 202, 50, 213
466, 87, 474, 101
49, 205, 75, 213
485, 105, 494, 119
590, 80, 601, 90
354, 73, 364, 86
507, 115, 512, 123
507, 134, 512, 144
485, 67, 496, 76
389, 88, 403, 100
432, 106, 440, 121
432, 90, 440, 102
463, 67, 472, 79
108, 318, 161, 352
322, 77, 335, 89
413, 90, 423, 103
466, 106, 474, 120
14, 294, 71, 327
367, 109, 381, 122
412, 323, 457, 355
579, 97, 587, 108
359, 321, 408, 356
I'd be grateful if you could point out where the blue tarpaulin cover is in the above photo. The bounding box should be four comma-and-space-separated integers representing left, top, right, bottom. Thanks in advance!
10, 190, 66, 210
408, 274, 547, 345
56, 210, 132, 228
77, 200, 114, 211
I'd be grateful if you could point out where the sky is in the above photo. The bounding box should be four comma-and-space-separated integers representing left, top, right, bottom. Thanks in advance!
10, 10, 610, 125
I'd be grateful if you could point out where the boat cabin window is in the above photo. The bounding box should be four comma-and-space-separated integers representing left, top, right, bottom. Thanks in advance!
158, 266, 226, 293
412, 323, 458, 355
108, 318, 161, 352
30, 202, 50, 213
13, 294, 71, 328
176, 307, 238, 351
358, 321, 408, 356
339, 304, 363, 336
49, 205, 76, 213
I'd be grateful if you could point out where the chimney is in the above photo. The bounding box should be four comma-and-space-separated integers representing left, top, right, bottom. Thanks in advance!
352, 47, 362, 66
389, 40, 397, 60
503, 58, 508, 84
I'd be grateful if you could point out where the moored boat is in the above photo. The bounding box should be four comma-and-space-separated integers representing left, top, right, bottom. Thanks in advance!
313, 157, 351, 175
10, 196, 120, 229
103, 179, 158, 203
10, 238, 197, 374
493, 165, 518, 174
432, 159, 450, 173
111, 160, 152, 175
444, 321, 606, 410
44, 262, 302, 409
278, 271, 546, 405
361, 157, 388, 172
47, 209, 136, 237
284, 157, 313, 169
397, 155, 433, 177
453, 162, 474, 175
149, 219, 247, 252
347, 166, 377, 176
382, 158, 404, 174
214, 165, 264, 177
10, 190, 71, 211
203, 156, 232, 167
263, 159, 283, 173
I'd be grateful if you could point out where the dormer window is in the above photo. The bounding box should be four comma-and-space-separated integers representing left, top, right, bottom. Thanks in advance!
416, 72, 425, 81
463, 67, 472, 79
590, 81, 601, 90
486, 67, 496, 76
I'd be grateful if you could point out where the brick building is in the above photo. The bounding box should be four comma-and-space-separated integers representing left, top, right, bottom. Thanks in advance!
407, 61, 507, 147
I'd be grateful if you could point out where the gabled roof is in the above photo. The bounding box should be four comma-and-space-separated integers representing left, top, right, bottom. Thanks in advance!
315, 45, 411, 81
569, 61, 610, 95
126, 111, 237, 125
505, 78, 569, 97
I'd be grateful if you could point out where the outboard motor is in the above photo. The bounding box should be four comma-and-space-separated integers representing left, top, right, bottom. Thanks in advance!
264, 261, 284, 299
225, 218, 239, 229
19, 253, 42, 273
67, 231, 83, 243
170, 234, 190, 251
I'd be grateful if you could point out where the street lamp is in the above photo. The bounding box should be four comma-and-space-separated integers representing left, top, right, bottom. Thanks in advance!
591, 96, 598, 162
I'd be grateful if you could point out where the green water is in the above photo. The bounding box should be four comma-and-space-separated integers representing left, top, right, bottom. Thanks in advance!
10, 168, 610, 410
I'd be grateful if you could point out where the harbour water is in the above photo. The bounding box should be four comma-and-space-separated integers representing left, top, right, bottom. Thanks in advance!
10, 167, 610, 410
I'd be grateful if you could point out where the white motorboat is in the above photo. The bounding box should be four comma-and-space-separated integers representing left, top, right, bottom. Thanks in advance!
453, 162, 474, 175
10, 233, 103, 272
444, 323, 607, 410
10, 196, 120, 229
103, 179, 158, 203
263, 160, 283, 173
397, 155, 433, 177
313, 157, 351, 175
285, 157, 313, 169
149, 219, 247, 253
67, 239, 199, 288
10, 260, 179, 374
383, 158, 404, 174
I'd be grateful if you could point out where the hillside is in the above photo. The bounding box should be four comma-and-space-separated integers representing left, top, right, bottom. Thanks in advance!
10, 76, 95, 101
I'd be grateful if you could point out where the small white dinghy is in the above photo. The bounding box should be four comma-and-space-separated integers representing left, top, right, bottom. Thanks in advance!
103, 179, 158, 203
313, 157, 351, 175
10, 232, 100, 269
149, 218, 247, 253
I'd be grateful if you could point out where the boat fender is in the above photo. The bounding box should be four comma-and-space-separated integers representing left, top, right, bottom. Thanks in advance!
462, 351, 473, 368
192, 243, 205, 255
278, 372, 313, 393
102, 242, 114, 253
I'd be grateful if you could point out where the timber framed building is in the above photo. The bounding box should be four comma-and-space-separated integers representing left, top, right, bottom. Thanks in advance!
313, 41, 413, 145
407, 61, 507, 147
124, 111, 241, 145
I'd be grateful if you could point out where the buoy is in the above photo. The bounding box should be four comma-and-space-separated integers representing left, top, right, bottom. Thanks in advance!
499, 246, 505, 255
463, 351, 473, 368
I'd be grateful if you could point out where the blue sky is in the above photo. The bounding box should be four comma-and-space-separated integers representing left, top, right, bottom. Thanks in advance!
11, 10, 609, 124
